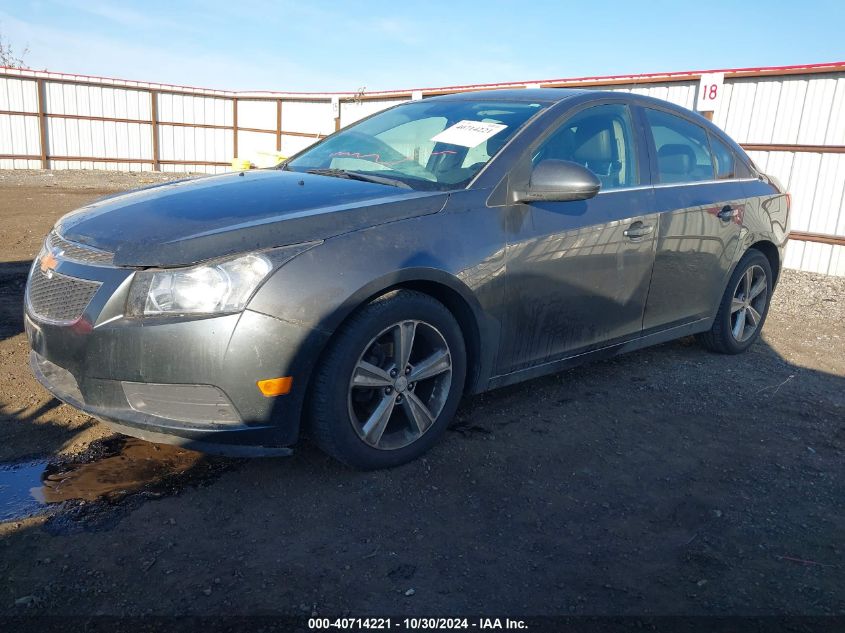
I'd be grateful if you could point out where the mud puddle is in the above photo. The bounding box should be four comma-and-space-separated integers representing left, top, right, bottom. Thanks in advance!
1, 437, 235, 525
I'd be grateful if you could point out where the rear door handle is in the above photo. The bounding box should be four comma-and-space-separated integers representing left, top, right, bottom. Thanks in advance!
717, 205, 736, 221
623, 222, 654, 239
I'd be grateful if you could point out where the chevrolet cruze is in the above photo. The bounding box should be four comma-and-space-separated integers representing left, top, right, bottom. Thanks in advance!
25, 89, 789, 469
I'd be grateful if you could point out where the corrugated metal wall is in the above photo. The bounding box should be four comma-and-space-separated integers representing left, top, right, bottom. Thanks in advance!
0, 76, 40, 169
1, 65, 843, 275
156, 93, 231, 173
726, 74, 845, 275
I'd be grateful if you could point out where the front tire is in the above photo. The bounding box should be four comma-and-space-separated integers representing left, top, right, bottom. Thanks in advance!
697, 249, 773, 354
309, 289, 466, 470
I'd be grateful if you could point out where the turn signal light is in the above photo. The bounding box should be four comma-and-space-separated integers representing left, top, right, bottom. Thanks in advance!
257, 376, 293, 397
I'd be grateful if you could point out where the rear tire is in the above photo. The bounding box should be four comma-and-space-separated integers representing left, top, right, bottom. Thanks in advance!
696, 249, 773, 354
309, 289, 466, 470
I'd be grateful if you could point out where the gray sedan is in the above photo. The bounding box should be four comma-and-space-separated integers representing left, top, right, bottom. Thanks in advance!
25, 89, 789, 469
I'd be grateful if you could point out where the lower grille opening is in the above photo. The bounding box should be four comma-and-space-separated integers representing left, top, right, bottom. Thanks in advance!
121, 382, 241, 425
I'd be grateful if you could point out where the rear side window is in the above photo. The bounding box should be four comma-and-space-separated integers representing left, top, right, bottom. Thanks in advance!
709, 133, 736, 179
645, 109, 715, 183
734, 157, 754, 179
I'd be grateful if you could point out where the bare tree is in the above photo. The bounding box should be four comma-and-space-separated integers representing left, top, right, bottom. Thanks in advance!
0, 30, 29, 68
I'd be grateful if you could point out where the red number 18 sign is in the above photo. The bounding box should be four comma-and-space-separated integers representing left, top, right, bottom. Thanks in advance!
696, 72, 725, 113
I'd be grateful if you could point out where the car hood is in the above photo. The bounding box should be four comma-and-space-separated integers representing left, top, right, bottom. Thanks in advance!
55, 170, 448, 267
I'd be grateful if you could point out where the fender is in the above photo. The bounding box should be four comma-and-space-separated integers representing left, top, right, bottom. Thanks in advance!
328, 266, 487, 333
252, 262, 499, 444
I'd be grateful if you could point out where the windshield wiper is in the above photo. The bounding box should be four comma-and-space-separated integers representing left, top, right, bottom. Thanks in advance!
306, 168, 412, 190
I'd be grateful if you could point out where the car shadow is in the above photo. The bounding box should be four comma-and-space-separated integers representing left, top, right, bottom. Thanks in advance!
0, 260, 30, 342
0, 260, 106, 462
0, 397, 99, 464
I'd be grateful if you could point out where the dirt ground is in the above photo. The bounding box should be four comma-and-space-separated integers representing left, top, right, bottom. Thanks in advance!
0, 170, 843, 618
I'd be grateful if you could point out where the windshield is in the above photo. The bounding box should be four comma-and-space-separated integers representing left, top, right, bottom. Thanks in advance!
284, 100, 548, 191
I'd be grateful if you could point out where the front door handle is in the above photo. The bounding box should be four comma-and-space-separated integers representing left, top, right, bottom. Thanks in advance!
717, 205, 736, 221
623, 222, 654, 239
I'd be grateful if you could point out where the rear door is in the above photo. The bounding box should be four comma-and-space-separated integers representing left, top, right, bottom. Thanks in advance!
497, 101, 658, 374
639, 107, 745, 332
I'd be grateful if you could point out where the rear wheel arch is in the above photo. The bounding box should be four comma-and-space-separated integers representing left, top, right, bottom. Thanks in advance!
722, 239, 781, 299
697, 248, 773, 354
748, 240, 781, 288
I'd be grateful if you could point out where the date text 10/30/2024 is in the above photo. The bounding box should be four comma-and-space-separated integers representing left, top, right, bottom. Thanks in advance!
308, 618, 529, 630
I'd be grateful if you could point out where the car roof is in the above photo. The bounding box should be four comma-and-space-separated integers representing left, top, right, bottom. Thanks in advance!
424, 88, 590, 104
425, 89, 694, 116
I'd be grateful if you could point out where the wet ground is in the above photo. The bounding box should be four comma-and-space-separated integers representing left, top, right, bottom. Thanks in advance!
0, 438, 225, 524
0, 170, 843, 618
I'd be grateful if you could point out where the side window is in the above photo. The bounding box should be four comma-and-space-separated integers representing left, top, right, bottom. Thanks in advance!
734, 153, 755, 179
645, 109, 715, 183
532, 104, 638, 190
709, 133, 736, 179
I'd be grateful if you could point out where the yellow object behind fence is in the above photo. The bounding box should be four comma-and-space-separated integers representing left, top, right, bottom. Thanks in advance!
231, 158, 253, 171
231, 151, 286, 171
253, 151, 287, 168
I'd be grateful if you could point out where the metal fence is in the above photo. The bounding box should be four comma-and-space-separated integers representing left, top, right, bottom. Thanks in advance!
1, 62, 844, 275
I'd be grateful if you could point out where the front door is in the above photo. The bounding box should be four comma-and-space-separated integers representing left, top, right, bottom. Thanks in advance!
497, 103, 657, 375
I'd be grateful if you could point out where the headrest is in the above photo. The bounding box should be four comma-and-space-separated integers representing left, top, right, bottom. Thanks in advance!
657, 144, 695, 175
572, 120, 613, 162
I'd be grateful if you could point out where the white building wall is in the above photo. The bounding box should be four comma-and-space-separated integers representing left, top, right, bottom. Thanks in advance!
340, 98, 409, 127
282, 99, 335, 136
608, 82, 698, 110
0, 77, 40, 168
157, 93, 231, 172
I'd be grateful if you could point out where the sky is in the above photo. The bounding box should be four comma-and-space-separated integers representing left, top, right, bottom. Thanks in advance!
1, 0, 843, 93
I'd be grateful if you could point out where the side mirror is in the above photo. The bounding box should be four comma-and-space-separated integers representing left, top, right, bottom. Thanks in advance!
512, 159, 601, 203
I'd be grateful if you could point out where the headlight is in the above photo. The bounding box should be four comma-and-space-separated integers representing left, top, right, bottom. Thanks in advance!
143, 253, 271, 315
127, 243, 317, 316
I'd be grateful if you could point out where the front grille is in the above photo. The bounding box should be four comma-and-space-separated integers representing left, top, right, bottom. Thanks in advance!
47, 231, 114, 266
26, 267, 101, 324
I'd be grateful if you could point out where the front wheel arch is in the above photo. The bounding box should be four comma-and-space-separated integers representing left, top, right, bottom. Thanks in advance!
313, 270, 491, 396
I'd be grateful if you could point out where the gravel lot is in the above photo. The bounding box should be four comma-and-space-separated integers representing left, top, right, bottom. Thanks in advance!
0, 170, 842, 617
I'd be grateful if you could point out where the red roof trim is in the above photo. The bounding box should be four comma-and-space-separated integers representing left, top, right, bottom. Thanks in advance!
1, 61, 843, 97
394, 62, 845, 94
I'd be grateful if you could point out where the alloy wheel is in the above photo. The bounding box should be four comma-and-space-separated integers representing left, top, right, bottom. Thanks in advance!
348, 320, 453, 450
730, 264, 768, 343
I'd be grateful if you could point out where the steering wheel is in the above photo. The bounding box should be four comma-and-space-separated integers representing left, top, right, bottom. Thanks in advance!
331, 132, 436, 181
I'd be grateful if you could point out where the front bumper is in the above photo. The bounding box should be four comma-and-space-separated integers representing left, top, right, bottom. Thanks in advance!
30, 350, 291, 456
24, 257, 329, 455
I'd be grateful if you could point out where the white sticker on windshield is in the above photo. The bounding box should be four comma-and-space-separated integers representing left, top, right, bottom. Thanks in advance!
431, 120, 508, 148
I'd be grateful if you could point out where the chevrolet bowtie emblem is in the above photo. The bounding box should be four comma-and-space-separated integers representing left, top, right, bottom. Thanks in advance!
39, 251, 58, 277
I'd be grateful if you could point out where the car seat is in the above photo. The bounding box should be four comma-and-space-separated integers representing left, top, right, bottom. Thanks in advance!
656, 144, 696, 182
